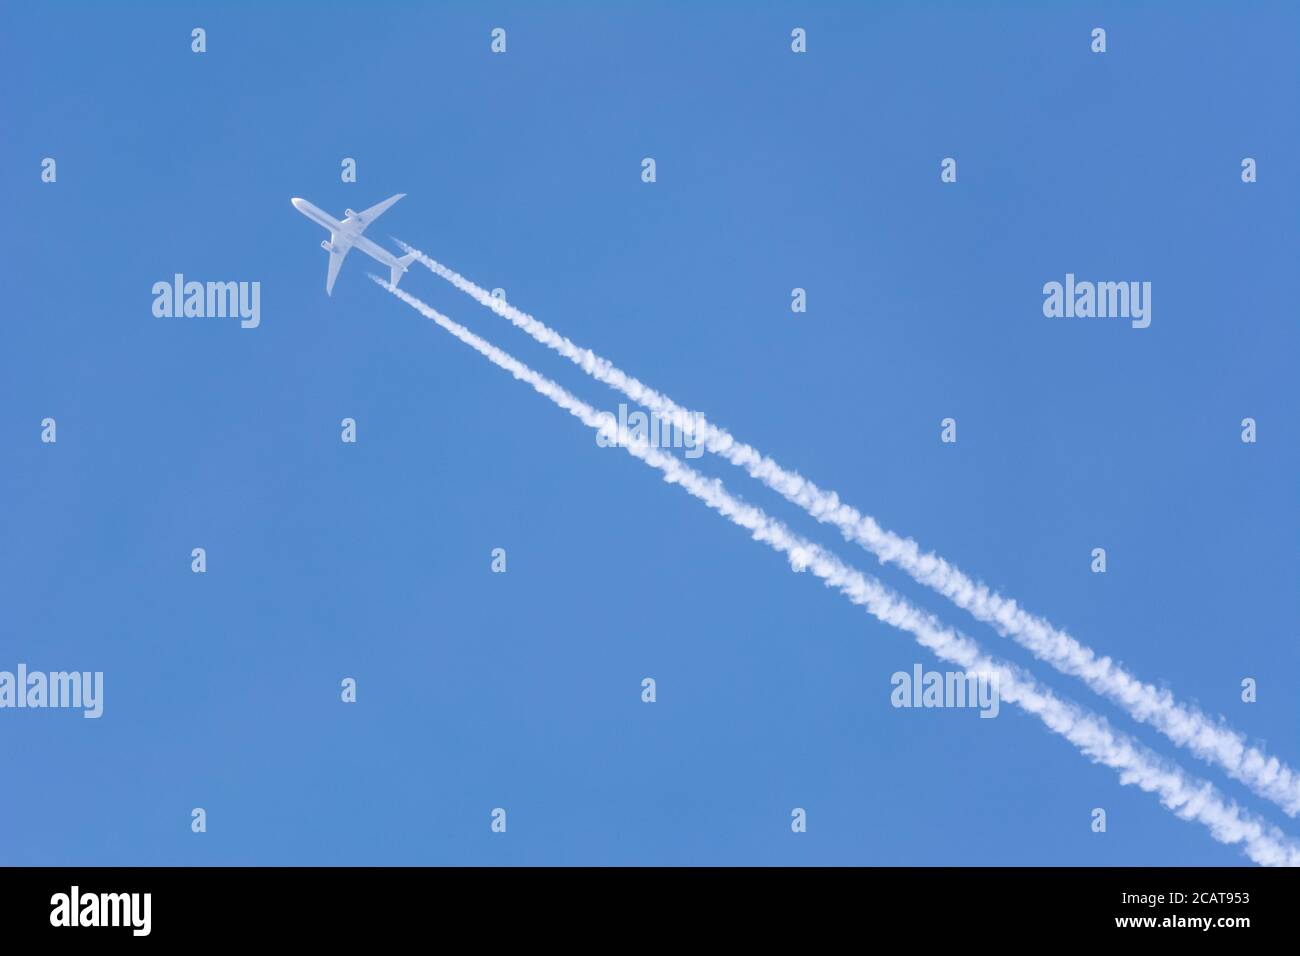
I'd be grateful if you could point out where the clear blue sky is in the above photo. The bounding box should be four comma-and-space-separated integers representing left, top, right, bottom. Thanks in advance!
2, 2, 1296, 865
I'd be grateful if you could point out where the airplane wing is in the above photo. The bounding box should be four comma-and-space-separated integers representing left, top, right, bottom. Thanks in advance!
343, 193, 406, 232
325, 237, 350, 295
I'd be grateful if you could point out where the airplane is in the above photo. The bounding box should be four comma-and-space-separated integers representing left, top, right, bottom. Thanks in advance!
291, 193, 418, 295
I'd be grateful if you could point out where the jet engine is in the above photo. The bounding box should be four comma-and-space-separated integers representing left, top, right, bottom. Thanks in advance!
345, 208, 360, 220
321, 240, 334, 252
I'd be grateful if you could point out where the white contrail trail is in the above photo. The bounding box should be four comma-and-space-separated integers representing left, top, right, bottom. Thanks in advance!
372, 274, 1300, 866
395, 242, 1300, 818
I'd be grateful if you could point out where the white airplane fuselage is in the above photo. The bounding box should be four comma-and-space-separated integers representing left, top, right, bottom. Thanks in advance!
292, 198, 402, 272
291, 194, 415, 294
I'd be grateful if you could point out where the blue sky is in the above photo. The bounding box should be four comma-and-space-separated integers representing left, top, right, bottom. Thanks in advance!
2, 2, 1297, 865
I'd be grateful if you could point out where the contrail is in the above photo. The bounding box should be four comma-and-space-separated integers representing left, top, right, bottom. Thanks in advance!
372, 275, 1300, 866
395, 242, 1300, 818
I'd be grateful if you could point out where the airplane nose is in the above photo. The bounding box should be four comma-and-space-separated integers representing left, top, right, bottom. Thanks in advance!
290, 197, 305, 210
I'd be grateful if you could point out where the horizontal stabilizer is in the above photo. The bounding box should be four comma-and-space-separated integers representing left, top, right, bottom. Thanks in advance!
390, 251, 418, 288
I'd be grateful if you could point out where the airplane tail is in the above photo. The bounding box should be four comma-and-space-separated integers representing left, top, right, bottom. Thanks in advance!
390, 251, 418, 288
